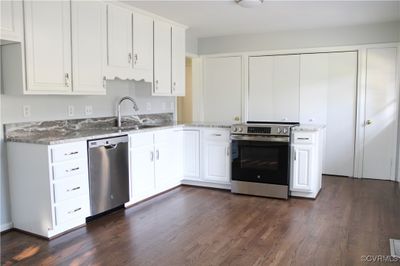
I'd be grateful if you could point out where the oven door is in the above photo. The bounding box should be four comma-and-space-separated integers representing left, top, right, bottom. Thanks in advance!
231, 135, 290, 185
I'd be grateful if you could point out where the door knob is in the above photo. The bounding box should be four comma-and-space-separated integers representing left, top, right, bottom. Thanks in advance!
366, 120, 373, 125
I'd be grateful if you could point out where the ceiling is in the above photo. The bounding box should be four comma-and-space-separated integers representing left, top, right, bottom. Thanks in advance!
126, 1, 400, 39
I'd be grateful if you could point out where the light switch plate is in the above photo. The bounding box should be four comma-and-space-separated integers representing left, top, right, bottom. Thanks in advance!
23, 105, 31, 118
85, 105, 93, 116
68, 105, 74, 117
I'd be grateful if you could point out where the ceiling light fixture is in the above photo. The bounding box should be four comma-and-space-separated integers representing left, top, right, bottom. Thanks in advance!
235, 0, 264, 8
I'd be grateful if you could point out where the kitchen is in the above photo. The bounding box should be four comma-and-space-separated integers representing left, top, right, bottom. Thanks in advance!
1, 0, 400, 265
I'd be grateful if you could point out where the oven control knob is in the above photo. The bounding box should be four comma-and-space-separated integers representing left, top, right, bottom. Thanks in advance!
238, 127, 243, 133
232, 127, 238, 132
283, 128, 288, 134
277, 127, 282, 134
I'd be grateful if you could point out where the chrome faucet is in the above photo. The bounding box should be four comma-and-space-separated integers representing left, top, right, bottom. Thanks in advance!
117, 96, 139, 128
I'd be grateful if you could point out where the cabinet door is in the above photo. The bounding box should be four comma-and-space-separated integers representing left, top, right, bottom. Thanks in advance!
130, 145, 155, 202
171, 26, 186, 96
155, 142, 176, 191
0, 0, 23, 42
132, 12, 153, 82
183, 130, 200, 178
24, 1, 72, 93
153, 20, 171, 95
105, 4, 133, 79
203, 141, 230, 183
71, 1, 106, 95
291, 145, 313, 192
248, 55, 300, 122
203, 57, 242, 122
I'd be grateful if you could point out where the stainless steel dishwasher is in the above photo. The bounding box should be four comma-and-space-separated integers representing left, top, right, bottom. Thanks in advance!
88, 135, 129, 216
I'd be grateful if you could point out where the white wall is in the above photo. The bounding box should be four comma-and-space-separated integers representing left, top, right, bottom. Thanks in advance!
0, 79, 175, 230
198, 21, 400, 55
186, 29, 198, 55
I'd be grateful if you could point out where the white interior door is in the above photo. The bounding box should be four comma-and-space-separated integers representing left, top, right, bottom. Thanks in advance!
71, 1, 105, 94
24, 1, 71, 92
248, 55, 300, 122
299, 52, 357, 177
153, 20, 171, 95
325, 52, 357, 176
203, 56, 242, 123
363, 47, 398, 180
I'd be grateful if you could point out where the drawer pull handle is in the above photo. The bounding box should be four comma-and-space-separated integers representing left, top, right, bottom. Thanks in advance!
212, 134, 222, 136
66, 167, 80, 173
67, 186, 81, 192
64, 151, 78, 156
297, 138, 310, 140
68, 207, 82, 214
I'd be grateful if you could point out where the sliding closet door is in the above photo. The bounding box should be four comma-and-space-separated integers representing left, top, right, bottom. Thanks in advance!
203, 56, 242, 123
363, 47, 398, 180
248, 55, 300, 122
300, 52, 357, 177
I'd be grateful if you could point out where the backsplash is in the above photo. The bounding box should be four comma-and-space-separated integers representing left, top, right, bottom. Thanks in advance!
0, 79, 176, 124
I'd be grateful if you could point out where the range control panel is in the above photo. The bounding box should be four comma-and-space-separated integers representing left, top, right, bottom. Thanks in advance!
231, 124, 294, 136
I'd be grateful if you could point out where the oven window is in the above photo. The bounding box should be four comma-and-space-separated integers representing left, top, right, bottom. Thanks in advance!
241, 146, 279, 171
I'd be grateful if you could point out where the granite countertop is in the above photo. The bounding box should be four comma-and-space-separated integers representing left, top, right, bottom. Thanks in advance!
5, 115, 231, 145
292, 124, 326, 132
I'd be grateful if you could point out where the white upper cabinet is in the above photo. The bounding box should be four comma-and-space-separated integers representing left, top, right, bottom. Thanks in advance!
71, 1, 106, 95
24, 1, 72, 93
153, 20, 172, 96
105, 4, 133, 79
0, 0, 23, 43
132, 12, 153, 82
171, 26, 186, 96
203, 56, 242, 123
248, 55, 300, 122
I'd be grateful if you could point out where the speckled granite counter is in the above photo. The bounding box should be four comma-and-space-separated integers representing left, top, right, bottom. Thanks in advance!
4, 114, 231, 145
292, 124, 326, 132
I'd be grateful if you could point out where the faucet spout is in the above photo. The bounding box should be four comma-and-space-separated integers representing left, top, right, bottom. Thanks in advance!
117, 96, 139, 128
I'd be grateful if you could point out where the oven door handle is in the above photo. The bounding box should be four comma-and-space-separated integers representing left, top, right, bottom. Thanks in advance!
230, 135, 289, 143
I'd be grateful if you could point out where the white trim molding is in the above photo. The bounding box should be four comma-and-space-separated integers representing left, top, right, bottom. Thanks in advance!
1, 222, 13, 232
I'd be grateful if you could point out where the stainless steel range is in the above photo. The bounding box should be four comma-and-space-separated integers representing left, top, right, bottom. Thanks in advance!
230, 121, 299, 199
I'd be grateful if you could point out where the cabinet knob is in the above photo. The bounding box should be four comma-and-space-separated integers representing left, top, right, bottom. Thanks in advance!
134, 53, 138, 65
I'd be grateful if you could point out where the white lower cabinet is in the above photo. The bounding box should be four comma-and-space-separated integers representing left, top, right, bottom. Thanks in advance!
128, 129, 182, 204
181, 128, 231, 189
290, 129, 324, 198
7, 141, 90, 238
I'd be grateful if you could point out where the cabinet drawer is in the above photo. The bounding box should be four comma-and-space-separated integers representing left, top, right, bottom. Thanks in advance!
203, 129, 230, 142
51, 142, 86, 163
53, 176, 88, 203
55, 196, 90, 225
52, 160, 87, 180
292, 133, 315, 144
130, 132, 154, 148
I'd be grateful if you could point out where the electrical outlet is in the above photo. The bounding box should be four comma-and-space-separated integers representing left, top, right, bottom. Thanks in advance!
23, 105, 31, 118
68, 105, 74, 117
170, 102, 174, 110
162, 102, 166, 111
146, 102, 151, 111
85, 105, 93, 116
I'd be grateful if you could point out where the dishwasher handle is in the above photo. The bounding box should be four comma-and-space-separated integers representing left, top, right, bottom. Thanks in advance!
104, 144, 118, 150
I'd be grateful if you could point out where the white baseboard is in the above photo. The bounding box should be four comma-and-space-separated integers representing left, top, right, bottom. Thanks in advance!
181, 179, 231, 190
1, 222, 13, 232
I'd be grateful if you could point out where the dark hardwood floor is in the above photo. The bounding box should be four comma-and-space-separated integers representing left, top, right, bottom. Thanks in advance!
1, 176, 400, 266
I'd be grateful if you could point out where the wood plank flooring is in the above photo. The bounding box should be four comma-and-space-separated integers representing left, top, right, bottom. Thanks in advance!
1, 176, 400, 266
